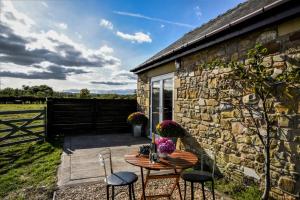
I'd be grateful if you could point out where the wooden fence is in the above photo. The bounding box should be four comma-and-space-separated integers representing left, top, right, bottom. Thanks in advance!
0, 96, 47, 104
47, 98, 137, 136
0, 108, 46, 147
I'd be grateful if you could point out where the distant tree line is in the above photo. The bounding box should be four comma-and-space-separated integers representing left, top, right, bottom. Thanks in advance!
0, 85, 136, 103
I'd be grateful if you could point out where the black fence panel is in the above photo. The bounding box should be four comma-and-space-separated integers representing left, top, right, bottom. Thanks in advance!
47, 98, 136, 136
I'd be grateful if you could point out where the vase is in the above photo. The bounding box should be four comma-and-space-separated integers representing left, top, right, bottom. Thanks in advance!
158, 150, 168, 158
133, 125, 142, 137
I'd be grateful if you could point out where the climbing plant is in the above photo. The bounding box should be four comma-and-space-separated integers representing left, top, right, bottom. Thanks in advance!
222, 44, 299, 199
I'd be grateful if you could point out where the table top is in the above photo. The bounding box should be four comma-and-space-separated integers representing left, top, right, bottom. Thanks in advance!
124, 150, 198, 170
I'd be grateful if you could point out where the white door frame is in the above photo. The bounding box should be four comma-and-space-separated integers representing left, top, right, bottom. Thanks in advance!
149, 72, 174, 138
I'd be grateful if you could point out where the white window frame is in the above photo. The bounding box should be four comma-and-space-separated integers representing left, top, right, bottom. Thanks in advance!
149, 72, 174, 138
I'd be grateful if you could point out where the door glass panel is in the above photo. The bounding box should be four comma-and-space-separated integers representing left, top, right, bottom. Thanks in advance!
163, 78, 173, 120
151, 81, 160, 134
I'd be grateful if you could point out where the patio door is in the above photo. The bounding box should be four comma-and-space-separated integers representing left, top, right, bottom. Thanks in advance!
150, 73, 174, 137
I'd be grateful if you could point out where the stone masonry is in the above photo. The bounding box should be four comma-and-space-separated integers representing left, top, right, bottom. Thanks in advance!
137, 18, 300, 199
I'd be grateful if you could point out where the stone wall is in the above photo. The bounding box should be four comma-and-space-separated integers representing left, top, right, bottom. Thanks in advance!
136, 17, 300, 199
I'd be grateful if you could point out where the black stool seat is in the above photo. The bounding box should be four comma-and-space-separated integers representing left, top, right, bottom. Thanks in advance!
181, 170, 213, 182
106, 171, 138, 186
181, 170, 215, 200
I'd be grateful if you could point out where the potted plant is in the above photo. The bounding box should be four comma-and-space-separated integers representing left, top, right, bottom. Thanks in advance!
156, 120, 185, 138
155, 137, 176, 158
127, 112, 148, 137
155, 120, 185, 152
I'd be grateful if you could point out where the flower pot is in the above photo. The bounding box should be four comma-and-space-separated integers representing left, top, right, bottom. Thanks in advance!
133, 125, 142, 137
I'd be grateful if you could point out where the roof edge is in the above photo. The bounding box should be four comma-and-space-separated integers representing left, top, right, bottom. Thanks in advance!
131, 0, 296, 74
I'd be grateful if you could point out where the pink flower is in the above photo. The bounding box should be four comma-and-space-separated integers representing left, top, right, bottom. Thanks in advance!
156, 137, 175, 154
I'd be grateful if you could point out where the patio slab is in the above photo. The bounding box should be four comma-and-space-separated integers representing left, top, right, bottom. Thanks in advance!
57, 133, 149, 186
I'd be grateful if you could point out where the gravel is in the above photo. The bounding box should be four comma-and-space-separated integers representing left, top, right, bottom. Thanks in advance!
55, 178, 222, 200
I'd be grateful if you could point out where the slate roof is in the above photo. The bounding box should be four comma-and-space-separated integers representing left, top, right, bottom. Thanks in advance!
131, 0, 280, 73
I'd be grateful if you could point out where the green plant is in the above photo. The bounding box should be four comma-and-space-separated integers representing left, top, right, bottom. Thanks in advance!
207, 178, 261, 200
234, 186, 262, 200
224, 44, 299, 199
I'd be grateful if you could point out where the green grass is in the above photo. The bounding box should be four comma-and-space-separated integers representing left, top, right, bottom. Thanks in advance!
0, 104, 45, 111
0, 104, 62, 200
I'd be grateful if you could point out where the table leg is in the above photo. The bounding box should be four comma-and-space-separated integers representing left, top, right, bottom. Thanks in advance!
168, 169, 182, 199
177, 182, 183, 200
140, 167, 146, 200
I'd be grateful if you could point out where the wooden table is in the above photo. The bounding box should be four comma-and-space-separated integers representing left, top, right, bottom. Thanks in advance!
125, 150, 198, 199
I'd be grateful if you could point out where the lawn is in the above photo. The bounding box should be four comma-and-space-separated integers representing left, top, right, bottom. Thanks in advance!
0, 104, 62, 200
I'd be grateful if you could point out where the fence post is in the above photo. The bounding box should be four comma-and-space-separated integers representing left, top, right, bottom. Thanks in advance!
46, 99, 53, 140
44, 106, 47, 141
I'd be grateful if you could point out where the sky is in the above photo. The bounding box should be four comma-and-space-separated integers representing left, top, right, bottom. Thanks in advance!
0, 0, 245, 93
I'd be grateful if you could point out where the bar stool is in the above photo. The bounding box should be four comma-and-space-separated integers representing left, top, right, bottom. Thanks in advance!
99, 148, 138, 200
180, 149, 216, 200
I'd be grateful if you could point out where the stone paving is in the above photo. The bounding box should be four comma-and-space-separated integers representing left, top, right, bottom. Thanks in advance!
57, 133, 149, 186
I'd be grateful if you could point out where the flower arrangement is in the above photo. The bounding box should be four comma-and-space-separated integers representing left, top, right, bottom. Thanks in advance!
127, 112, 148, 125
156, 137, 176, 154
156, 120, 185, 138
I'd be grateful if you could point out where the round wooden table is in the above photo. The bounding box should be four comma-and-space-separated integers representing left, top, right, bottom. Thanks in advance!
125, 150, 198, 200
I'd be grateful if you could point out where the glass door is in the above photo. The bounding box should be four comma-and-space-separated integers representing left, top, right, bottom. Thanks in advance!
150, 73, 174, 137
151, 80, 160, 138
163, 78, 173, 121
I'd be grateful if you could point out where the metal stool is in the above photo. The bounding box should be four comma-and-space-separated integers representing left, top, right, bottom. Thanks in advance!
180, 149, 216, 200
99, 148, 138, 200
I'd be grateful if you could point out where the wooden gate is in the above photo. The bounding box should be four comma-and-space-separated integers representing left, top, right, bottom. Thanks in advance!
47, 98, 137, 136
0, 108, 46, 147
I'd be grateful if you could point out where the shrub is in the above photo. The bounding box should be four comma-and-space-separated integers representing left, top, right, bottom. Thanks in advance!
156, 120, 185, 138
127, 112, 148, 125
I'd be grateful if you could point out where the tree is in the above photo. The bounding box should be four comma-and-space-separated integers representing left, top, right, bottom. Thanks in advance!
21, 85, 53, 97
79, 88, 91, 98
0, 87, 15, 96
224, 44, 299, 199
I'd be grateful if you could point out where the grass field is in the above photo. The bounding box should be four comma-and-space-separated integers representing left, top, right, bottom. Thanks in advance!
0, 104, 62, 200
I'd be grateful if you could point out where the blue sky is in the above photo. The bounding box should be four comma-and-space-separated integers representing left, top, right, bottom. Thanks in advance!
0, 0, 244, 92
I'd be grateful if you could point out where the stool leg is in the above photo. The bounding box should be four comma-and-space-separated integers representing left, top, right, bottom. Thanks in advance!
201, 183, 205, 200
106, 185, 110, 200
184, 181, 187, 200
191, 182, 194, 200
132, 183, 136, 200
211, 180, 215, 200
129, 184, 132, 200
112, 186, 114, 200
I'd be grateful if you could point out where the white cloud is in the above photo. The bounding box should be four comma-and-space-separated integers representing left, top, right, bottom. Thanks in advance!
160, 24, 165, 28
113, 11, 195, 28
0, 0, 136, 91
194, 6, 202, 18
116, 31, 152, 43
41, 2, 48, 8
55, 22, 68, 30
0, 0, 35, 34
98, 45, 114, 54
75, 32, 82, 39
99, 19, 113, 30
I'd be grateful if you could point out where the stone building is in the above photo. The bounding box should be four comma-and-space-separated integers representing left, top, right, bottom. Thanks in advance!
131, 0, 300, 199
